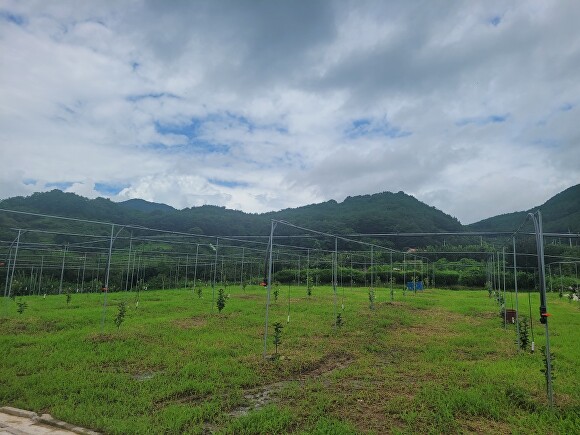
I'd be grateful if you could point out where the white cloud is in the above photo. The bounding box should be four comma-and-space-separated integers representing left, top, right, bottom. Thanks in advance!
1, 0, 579, 225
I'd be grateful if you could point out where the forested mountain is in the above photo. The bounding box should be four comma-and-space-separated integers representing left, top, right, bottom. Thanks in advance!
468, 184, 580, 233
1, 185, 578, 246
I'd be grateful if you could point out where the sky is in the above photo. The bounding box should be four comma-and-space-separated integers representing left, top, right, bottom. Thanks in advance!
1, 0, 579, 225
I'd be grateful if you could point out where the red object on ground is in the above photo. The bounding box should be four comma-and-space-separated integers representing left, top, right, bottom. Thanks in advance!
101, 287, 108, 292
259, 281, 267, 287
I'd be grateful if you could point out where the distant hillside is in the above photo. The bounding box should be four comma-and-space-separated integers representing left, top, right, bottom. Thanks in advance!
119, 198, 176, 214
468, 184, 580, 233
0, 189, 461, 248
1, 185, 578, 248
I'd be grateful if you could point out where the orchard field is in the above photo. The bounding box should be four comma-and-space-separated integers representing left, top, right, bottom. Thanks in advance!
1, 285, 578, 434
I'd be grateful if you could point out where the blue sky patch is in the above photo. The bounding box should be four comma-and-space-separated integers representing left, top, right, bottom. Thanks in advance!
46, 181, 74, 190
127, 92, 179, 102
456, 113, 509, 127
489, 16, 501, 27
23, 178, 37, 186
0, 10, 25, 26
345, 117, 411, 139
560, 102, 574, 112
95, 182, 129, 195
208, 178, 248, 188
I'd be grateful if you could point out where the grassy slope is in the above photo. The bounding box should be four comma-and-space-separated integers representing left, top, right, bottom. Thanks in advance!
1, 286, 578, 434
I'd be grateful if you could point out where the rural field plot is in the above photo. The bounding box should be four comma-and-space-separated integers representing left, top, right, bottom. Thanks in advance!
1, 286, 578, 434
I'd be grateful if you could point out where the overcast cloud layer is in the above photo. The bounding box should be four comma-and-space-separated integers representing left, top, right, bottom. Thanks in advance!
1, 0, 579, 224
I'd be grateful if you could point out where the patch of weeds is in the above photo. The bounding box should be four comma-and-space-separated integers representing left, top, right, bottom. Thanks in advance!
505, 385, 536, 412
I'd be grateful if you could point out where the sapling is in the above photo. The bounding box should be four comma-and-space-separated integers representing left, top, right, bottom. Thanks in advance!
306, 276, 313, 297
518, 317, 530, 351
273, 321, 283, 355
66, 290, 71, 305
540, 345, 556, 391
368, 288, 375, 310
16, 299, 27, 315
273, 282, 280, 302
114, 301, 127, 329
336, 313, 343, 328
216, 288, 228, 313
196, 286, 203, 299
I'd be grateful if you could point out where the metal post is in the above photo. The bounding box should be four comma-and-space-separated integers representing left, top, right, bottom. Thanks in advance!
38, 255, 44, 296
529, 211, 553, 407
503, 247, 507, 329
333, 238, 338, 327
101, 224, 115, 332
263, 221, 276, 358
125, 233, 132, 291
212, 239, 219, 312
58, 244, 68, 295
193, 244, 199, 295
240, 247, 245, 290
513, 237, 520, 349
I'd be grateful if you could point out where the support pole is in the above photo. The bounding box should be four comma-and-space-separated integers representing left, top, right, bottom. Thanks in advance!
263, 221, 276, 358
513, 237, 520, 349
101, 224, 115, 332
529, 211, 553, 407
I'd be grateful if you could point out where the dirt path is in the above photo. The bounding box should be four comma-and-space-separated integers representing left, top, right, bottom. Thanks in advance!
0, 407, 99, 435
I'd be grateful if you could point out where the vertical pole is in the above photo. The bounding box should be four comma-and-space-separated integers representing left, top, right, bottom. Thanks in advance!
101, 224, 115, 332
559, 263, 563, 296
38, 255, 44, 296
212, 239, 219, 312
193, 244, 199, 295
530, 211, 553, 406
513, 237, 520, 349
390, 251, 393, 301
81, 253, 86, 293
333, 238, 338, 327
263, 221, 275, 358
184, 254, 189, 290
3, 248, 12, 300
125, 233, 132, 291
8, 229, 23, 298
503, 247, 507, 329
58, 244, 68, 295
239, 247, 245, 290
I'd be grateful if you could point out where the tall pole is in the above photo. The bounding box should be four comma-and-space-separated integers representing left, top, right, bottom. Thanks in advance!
529, 211, 553, 407
263, 220, 276, 358
212, 239, 219, 312
513, 237, 520, 349
390, 251, 393, 301
184, 254, 189, 289
101, 224, 115, 332
503, 247, 507, 329
193, 244, 199, 295
58, 244, 68, 295
38, 255, 44, 296
125, 233, 132, 291
333, 237, 338, 326
240, 247, 245, 290
81, 253, 87, 293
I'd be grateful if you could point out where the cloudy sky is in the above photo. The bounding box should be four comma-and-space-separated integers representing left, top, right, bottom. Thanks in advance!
1, 0, 579, 224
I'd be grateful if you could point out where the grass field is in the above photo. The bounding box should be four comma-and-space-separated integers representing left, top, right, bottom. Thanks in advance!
1, 284, 579, 434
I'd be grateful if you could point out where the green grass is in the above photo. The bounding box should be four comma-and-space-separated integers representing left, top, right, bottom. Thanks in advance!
1, 285, 579, 434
